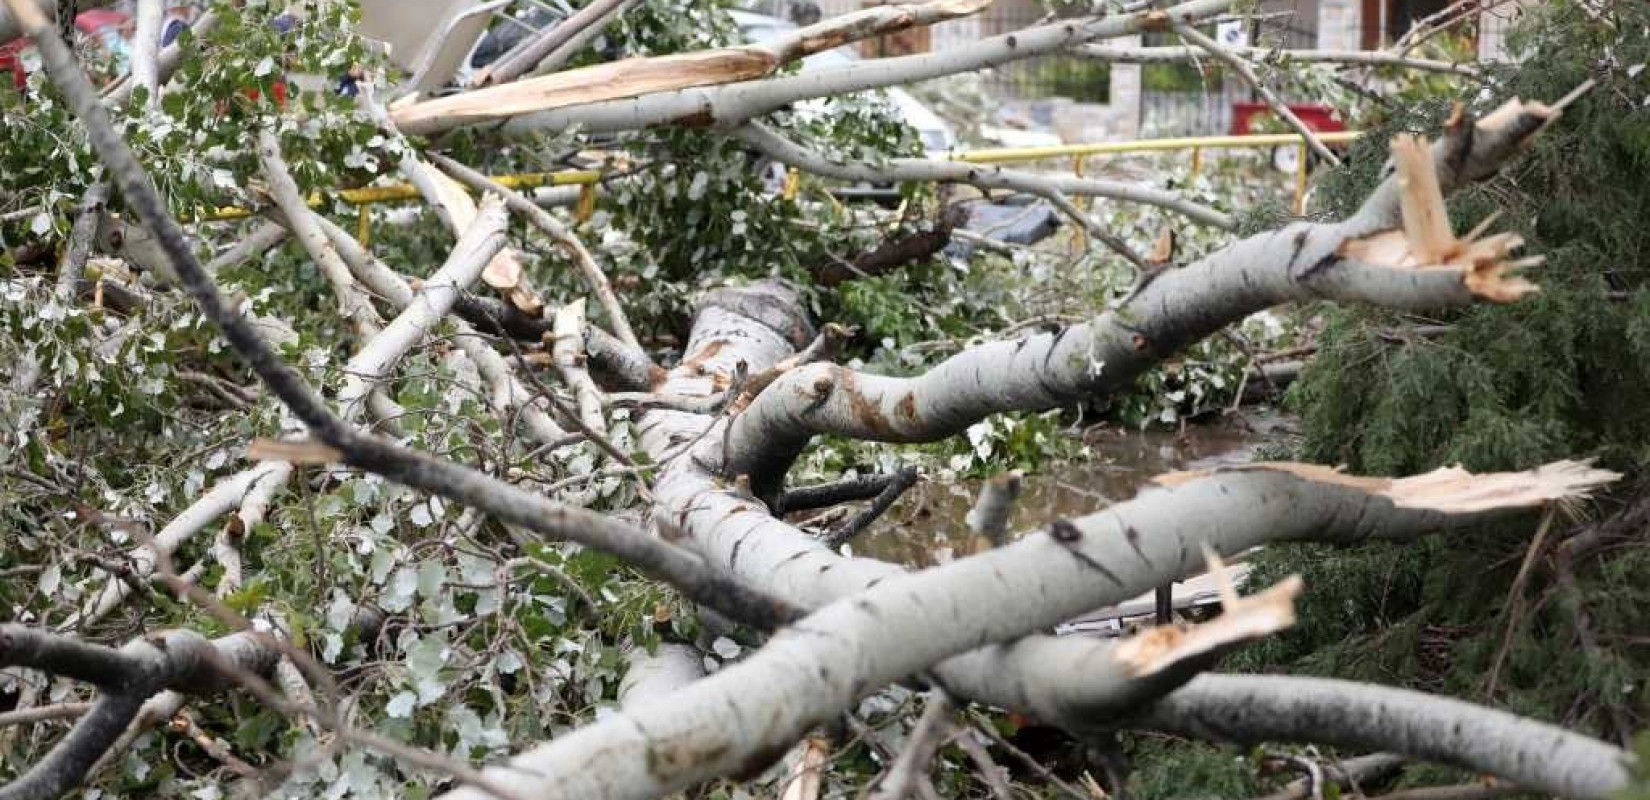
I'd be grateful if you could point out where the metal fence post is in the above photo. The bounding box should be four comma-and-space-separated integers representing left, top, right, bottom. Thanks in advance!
1293, 142, 1309, 215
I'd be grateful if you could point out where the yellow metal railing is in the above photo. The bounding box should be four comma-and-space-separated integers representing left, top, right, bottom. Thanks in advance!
201, 169, 604, 244
200, 132, 1361, 238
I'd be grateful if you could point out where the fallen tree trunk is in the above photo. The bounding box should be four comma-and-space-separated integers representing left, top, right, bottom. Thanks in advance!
427, 278, 1620, 800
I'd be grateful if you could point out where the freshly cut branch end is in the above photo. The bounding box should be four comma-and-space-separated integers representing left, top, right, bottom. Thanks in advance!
246, 438, 344, 465
1153, 460, 1620, 514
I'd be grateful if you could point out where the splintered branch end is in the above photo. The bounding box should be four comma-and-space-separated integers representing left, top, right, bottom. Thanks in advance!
1339, 133, 1543, 302
1152, 460, 1620, 515
1112, 575, 1302, 678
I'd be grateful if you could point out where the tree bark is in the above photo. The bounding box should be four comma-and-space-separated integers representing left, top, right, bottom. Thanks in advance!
395, 0, 994, 133
1141, 674, 1632, 799
398, 0, 1236, 136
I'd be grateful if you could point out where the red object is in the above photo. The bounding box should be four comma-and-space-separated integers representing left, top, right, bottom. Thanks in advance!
1230, 102, 1347, 136
239, 80, 289, 108
74, 9, 129, 35
1, 10, 133, 94
0, 39, 24, 92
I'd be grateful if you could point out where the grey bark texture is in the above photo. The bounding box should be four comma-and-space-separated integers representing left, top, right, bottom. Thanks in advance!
1142, 674, 1633, 798
427, 276, 1616, 800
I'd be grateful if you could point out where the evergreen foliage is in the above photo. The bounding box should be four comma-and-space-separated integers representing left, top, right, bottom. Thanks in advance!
1241, 0, 1650, 753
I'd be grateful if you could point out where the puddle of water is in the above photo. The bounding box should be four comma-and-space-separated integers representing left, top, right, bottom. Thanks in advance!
842, 416, 1294, 569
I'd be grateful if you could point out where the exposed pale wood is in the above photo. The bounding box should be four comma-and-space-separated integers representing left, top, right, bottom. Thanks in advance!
1393, 133, 1452, 262
1154, 460, 1618, 514
1114, 572, 1300, 677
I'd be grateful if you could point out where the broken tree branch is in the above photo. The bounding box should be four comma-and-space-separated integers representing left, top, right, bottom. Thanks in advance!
722, 97, 1568, 502
337, 195, 510, 417
866, 689, 955, 800
550, 298, 611, 439
821, 465, 920, 550
256, 131, 384, 338
640, 284, 1621, 746
778, 471, 912, 516
477, 0, 644, 86
733, 123, 1233, 229
1139, 674, 1632, 799
0, 627, 277, 800
428, 152, 640, 349
397, 0, 1237, 136
1172, 22, 1339, 165
1073, 43, 1480, 75
395, 0, 996, 133
10, 0, 799, 635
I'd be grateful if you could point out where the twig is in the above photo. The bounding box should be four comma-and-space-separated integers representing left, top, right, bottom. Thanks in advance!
966, 709, 1092, 800
429, 152, 640, 349
1485, 507, 1555, 697
866, 689, 956, 800
1264, 751, 1327, 800
779, 471, 911, 515
1173, 22, 1340, 166
504, 555, 599, 622
955, 730, 1013, 800
0, 703, 91, 728
55, 181, 108, 303
821, 466, 921, 551
1044, 189, 1152, 273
